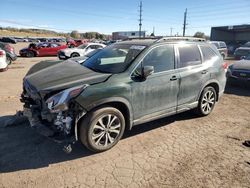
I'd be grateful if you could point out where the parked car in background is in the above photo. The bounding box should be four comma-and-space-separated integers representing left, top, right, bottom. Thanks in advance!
226, 54, 250, 85
242, 41, 250, 47
209, 41, 228, 59
0, 42, 17, 65
234, 47, 250, 60
21, 38, 226, 152
0, 37, 16, 44
0, 49, 8, 71
66, 39, 88, 48
20, 42, 67, 57
67, 48, 102, 64
58, 43, 106, 60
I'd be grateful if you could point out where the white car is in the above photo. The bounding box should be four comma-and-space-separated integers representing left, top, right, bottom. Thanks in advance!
0, 49, 8, 71
58, 43, 106, 60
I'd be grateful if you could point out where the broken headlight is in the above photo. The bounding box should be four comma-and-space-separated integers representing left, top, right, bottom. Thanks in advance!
46, 85, 88, 113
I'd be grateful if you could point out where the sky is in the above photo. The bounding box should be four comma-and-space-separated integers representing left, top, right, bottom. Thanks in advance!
1, 0, 250, 36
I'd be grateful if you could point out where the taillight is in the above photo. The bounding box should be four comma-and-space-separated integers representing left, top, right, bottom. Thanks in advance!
6, 44, 14, 52
222, 62, 228, 70
0, 50, 4, 57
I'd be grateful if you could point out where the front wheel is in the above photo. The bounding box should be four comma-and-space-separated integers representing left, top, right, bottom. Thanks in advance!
79, 107, 125, 152
195, 86, 217, 116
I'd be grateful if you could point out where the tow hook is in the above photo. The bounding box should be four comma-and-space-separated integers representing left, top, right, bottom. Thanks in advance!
63, 144, 72, 153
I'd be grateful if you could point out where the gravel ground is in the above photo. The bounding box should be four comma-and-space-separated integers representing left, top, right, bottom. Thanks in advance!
0, 43, 250, 188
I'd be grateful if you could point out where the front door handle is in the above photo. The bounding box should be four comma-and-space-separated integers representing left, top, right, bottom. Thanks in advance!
170, 75, 178, 81
201, 70, 208, 74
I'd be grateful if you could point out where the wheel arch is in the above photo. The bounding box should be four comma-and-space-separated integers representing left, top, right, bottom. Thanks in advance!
71, 52, 80, 57
198, 81, 220, 101
85, 98, 134, 130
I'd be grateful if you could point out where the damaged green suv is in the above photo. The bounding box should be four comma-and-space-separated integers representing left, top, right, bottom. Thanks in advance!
21, 38, 226, 152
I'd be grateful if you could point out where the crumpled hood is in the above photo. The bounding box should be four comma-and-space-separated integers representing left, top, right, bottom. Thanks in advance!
232, 60, 250, 70
24, 61, 112, 93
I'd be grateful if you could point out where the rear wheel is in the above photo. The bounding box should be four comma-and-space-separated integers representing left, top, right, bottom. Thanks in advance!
195, 86, 217, 116
79, 107, 125, 152
71, 53, 80, 58
26, 51, 35, 57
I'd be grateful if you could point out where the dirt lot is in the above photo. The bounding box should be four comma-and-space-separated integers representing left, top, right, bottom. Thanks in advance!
0, 43, 250, 188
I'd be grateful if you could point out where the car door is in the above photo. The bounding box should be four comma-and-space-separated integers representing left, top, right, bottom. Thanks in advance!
130, 44, 180, 122
48, 43, 60, 55
37, 43, 50, 56
176, 44, 211, 111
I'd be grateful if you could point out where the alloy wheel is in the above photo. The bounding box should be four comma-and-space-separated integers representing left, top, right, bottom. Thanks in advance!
91, 114, 121, 147
201, 90, 215, 114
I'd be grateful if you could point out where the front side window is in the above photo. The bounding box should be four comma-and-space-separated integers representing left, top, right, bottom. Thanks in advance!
177, 44, 201, 68
83, 44, 146, 73
142, 45, 175, 73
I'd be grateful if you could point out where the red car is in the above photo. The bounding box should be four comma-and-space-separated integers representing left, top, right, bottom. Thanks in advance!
19, 42, 67, 57
66, 39, 88, 48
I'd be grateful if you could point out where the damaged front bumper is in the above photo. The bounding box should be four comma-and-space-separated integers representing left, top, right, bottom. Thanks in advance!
21, 89, 86, 145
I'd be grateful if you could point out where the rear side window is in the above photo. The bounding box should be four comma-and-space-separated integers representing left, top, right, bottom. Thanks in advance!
200, 46, 217, 61
142, 44, 175, 73
177, 44, 201, 68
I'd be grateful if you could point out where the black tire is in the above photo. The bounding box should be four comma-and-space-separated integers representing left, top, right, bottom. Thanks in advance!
71, 52, 80, 58
26, 51, 35, 57
195, 86, 217, 116
79, 107, 125, 152
6, 56, 12, 65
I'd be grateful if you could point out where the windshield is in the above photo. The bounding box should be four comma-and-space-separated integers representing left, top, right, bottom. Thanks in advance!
78, 44, 88, 49
83, 43, 146, 73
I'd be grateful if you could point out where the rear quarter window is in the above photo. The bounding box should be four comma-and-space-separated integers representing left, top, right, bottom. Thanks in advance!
200, 45, 218, 61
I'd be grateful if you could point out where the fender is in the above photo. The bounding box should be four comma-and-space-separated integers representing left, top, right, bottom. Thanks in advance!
87, 97, 133, 129
74, 97, 134, 141
197, 79, 220, 101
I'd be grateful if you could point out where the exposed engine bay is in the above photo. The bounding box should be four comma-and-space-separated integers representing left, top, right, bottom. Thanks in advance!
21, 78, 87, 143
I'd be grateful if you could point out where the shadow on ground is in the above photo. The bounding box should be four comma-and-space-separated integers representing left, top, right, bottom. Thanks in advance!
224, 81, 250, 97
0, 84, 248, 173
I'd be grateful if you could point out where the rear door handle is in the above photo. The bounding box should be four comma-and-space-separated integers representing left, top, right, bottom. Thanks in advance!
201, 70, 208, 74
170, 75, 178, 81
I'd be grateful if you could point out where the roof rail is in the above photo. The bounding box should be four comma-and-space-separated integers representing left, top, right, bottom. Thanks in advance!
122, 36, 161, 41
155, 37, 206, 43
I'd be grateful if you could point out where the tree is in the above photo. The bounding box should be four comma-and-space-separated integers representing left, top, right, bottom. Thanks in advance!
193, 32, 206, 39
70, 30, 80, 39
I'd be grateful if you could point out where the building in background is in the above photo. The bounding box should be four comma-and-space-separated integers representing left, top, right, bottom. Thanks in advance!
112, 31, 146, 40
210, 24, 250, 55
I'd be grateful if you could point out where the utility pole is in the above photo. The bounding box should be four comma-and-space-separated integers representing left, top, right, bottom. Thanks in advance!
183, 8, 187, 36
139, 1, 142, 38
170, 27, 173, 36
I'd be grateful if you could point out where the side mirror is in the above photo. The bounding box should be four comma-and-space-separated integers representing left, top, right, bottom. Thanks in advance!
240, 56, 246, 60
142, 66, 154, 78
